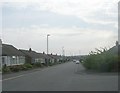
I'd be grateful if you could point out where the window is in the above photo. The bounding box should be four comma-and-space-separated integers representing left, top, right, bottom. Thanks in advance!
2, 57, 5, 65
19, 56, 25, 64
12, 56, 16, 65
12, 56, 16, 59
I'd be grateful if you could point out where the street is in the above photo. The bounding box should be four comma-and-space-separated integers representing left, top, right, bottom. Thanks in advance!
2, 61, 118, 91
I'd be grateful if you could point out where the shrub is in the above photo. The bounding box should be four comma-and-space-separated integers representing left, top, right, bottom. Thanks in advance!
10, 66, 20, 72
19, 65, 28, 70
83, 48, 118, 72
2, 66, 11, 73
24, 63, 33, 69
33, 62, 42, 67
48, 62, 53, 66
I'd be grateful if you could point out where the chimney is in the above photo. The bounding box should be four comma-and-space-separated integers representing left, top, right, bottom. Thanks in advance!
29, 48, 32, 52
116, 41, 119, 46
0, 39, 2, 47
43, 52, 45, 54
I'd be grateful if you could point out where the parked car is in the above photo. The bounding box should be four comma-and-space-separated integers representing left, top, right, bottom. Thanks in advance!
75, 60, 80, 64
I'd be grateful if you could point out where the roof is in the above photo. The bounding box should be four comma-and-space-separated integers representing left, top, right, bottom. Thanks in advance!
19, 49, 40, 58
2, 44, 25, 56
48, 54, 61, 59
38, 53, 52, 59
20, 49, 52, 59
107, 45, 120, 55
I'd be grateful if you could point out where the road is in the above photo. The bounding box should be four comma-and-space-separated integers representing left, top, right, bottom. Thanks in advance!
2, 61, 118, 91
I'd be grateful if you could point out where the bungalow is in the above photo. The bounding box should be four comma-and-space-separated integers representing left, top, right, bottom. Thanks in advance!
48, 54, 61, 64
56, 55, 63, 63
20, 48, 46, 64
2, 44, 25, 66
47, 54, 55, 64
38, 52, 52, 65
52, 54, 62, 63
0, 39, 2, 68
37, 53, 46, 64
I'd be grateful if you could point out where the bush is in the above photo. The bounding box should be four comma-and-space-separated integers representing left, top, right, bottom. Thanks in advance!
24, 63, 33, 69
10, 66, 20, 72
83, 48, 118, 72
2, 66, 11, 73
19, 65, 28, 70
33, 62, 42, 67
48, 62, 53, 66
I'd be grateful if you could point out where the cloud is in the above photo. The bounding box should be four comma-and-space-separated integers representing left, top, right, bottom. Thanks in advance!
2, 0, 118, 31
1, 0, 118, 55
2, 4, 117, 32
2, 0, 118, 23
2, 26, 117, 55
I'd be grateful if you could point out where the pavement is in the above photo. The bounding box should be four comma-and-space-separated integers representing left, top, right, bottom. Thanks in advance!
2, 61, 118, 91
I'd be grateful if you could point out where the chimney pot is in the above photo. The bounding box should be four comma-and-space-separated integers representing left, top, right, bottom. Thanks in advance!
29, 48, 32, 52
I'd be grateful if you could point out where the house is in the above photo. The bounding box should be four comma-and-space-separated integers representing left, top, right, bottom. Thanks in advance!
47, 54, 56, 64
0, 39, 2, 68
20, 48, 47, 64
39, 52, 52, 65
36, 53, 46, 64
52, 54, 62, 63
48, 53, 61, 64
2, 44, 25, 66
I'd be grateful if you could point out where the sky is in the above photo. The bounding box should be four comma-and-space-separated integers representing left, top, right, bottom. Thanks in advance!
0, 0, 119, 56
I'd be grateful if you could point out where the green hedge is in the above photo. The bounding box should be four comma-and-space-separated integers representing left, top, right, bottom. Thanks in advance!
83, 48, 118, 72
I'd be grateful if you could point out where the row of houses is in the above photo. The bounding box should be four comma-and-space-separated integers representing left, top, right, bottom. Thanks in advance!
1, 41, 66, 67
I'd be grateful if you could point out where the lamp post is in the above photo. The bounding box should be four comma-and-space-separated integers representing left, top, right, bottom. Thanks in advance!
62, 46, 65, 62
47, 34, 50, 54
62, 47, 65, 56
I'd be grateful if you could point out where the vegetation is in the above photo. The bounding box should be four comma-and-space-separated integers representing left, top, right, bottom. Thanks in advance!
10, 66, 19, 72
19, 65, 28, 70
24, 63, 33, 69
82, 47, 118, 72
33, 62, 43, 67
2, 59, 69, 74
2, 63, 33, 73
2, 66, 11, 73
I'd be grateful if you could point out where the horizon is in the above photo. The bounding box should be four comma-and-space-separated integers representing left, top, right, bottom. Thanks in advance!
1, 39, 117, 56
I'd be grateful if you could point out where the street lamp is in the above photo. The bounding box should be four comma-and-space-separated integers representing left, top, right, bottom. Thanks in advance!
62, 47, 65, 56
62, 46, 65, 63
47, 34, 50, 54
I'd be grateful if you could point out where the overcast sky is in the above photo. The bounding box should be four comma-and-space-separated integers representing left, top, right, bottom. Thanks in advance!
1, 0, 119, 56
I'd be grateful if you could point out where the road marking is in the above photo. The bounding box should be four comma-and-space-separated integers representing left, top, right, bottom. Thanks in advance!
1, 63, 70, 82
1, 69, 45, 82
2, 75, 24, 82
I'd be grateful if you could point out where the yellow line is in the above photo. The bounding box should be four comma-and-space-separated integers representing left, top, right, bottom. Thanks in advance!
1, 67, 49, 82
2, 75, 24, 81
1, 69, 43, 82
